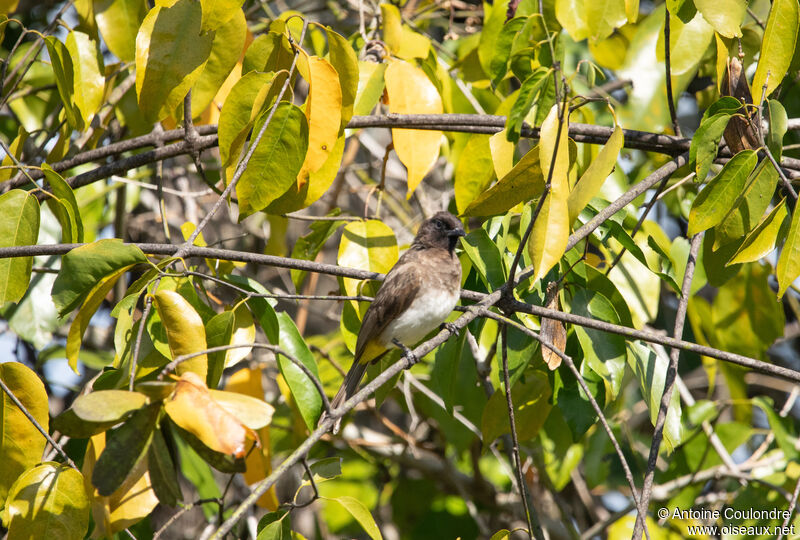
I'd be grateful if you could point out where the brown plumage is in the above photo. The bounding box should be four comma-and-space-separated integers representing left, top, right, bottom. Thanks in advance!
322, 211, 465, 433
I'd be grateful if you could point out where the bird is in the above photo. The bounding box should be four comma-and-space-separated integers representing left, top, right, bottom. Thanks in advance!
322, 211, 466, 433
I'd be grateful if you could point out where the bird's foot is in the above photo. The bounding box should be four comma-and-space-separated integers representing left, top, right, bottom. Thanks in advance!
441, 322, 459, 336
392, 338, 419, 364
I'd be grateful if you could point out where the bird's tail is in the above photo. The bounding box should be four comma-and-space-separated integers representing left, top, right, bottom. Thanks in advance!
320, 360, 368, 434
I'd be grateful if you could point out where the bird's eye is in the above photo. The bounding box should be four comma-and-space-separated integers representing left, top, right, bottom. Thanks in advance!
434, 219, 445, 229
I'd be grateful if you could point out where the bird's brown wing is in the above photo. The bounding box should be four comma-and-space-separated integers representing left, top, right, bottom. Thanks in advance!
354, 254, 423, 363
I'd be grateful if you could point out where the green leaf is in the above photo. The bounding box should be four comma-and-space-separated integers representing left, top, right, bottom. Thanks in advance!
324, 495, 383, 540
568, 124, 623, 223
94, 0, 146, 62
729, 198, 789, 264
627, 342, 684, 451
51, 407, 121, 438
478, 0, 512, 76
66, 265, 136, 372
481, 370, 552, 443
223, 275, 280, 344
462, 147, 545, 217
71, 389, 148, 423
0, 189, 39, 304
777, 198, 800, 297
714, 159, 779, 248
153, 289, 209, 380
44, 37, 82, 129
92, 402, 160, 496
766, 99, 788, 160
218, 71, 280, 166
506, 68, 549, 143
190, 8, 246, 116
277, 312, 322, 430
0, 362, 49, 503
353, 61, 386, 117
694, 0, 745, 37
52, 239, 147, 317
171, 427, 223, 518
135, 0, 215, 123
65, 30, 105, 124
309, 457, 343, 481
290, 213, 347, 291
461, 228, 506, 289
454, 134, 495, 214
571, 289, 627, 398
688, 149, 758, 236
200, 0, 244, 31
489, 17, 526, 86
3, 463, 89, 539
751, 0, 799, 103
753, 397, 798, 460
432, 330, 466, 413
148, 427, 182, 506
242, 32, 294, 75
205, 311, 235, 388
236, 103, 309, 218
690, 101, 737, 181
713, 263, 784, 360
42, 164, 83, 243
171, 421, 245, 473
325, 26, 358, 125
257, 511, 292, 540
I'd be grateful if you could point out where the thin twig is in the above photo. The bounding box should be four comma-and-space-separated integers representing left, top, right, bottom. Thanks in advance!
500, 323, 539, 540
632, 232, 703, 539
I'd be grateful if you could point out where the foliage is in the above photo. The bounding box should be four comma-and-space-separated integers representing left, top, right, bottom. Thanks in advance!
1, 0, 800, 538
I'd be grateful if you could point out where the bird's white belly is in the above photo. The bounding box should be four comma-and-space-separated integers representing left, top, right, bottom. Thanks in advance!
380, 287, 460, 347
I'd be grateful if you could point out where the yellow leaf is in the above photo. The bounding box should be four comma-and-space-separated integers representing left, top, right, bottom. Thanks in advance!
164, 372, 257, 457
539, 104, 570, 200
338, 220, 399, 297
384, 59, 443, 198
489, 129, 515, 179
380, 3, 431, 59
225, 368, 279, 510
567, 124, 623, 222
528, 195, 569, 282
297, 55, 342, 183
4, 463, 89, 539
224, 303, 255, 368
83, 433, 158, 537
0, 363, 49, 503
153, 289, 209, 380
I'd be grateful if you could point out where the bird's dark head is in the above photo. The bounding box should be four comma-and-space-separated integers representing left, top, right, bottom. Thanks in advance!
412, 211, 466, 252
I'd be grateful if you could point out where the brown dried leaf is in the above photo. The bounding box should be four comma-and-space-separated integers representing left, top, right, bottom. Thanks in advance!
721, 57, 759, 154
540, 282, 566, 370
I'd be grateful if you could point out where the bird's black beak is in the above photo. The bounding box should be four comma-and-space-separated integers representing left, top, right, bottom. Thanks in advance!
448, 229, 466, 238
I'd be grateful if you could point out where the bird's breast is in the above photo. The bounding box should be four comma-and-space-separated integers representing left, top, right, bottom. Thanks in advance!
379, 286, 460, 346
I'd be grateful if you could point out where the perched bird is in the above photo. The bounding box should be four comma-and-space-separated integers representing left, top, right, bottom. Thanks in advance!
322, 211, 466, 433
